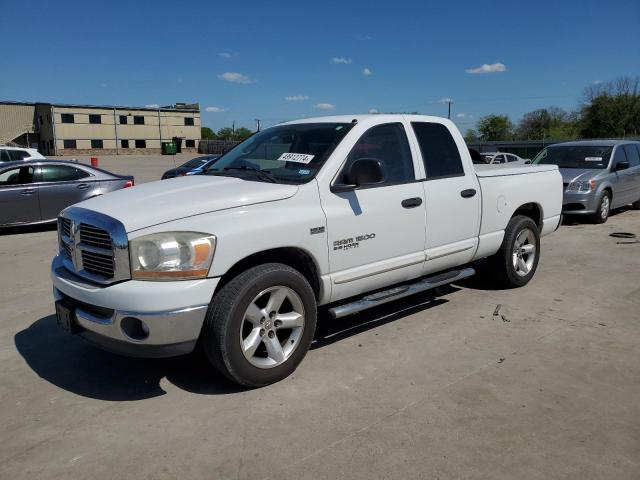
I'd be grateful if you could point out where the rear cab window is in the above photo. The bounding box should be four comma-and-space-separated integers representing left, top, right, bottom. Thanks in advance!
411, 122, 464, 179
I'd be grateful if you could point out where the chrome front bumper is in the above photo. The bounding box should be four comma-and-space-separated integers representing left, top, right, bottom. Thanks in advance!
51, 255, 219, 358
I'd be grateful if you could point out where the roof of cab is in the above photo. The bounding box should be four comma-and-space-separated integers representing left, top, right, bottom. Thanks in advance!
280, 113, 450, 125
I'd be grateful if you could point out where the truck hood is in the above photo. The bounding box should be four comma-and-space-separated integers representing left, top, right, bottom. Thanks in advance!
75, 175, 298, 232
559, 168, 602, 184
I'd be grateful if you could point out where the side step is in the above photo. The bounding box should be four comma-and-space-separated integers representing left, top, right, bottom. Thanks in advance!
328, 268, 475, 319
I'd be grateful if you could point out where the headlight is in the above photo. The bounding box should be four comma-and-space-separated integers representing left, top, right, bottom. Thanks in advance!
130, 232, 216, 280
566, 180, 595, 192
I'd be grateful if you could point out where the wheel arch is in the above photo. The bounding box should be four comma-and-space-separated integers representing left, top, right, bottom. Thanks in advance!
215, 247, 322, 300
511, 202, 543, 230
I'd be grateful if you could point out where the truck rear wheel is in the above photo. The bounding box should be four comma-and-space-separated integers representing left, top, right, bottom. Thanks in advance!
201, 263, 317, 387
490, 215, 540, 288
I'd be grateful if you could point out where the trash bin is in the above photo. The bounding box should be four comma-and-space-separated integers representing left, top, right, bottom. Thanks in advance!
162, 142, 177, 155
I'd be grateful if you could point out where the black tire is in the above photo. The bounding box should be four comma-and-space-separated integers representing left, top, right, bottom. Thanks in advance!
201, 263, 317, 387
591, 191, 611, 224
490, 215, 541, 288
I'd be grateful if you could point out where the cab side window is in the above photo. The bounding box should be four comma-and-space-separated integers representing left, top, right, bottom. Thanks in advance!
0, 166, 35, 186
40, 165, 90, 182
342, 123, 414, 185
411, 122, 464, 179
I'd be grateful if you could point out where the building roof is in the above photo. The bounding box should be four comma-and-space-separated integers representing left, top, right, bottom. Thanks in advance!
0, 100, 199, 113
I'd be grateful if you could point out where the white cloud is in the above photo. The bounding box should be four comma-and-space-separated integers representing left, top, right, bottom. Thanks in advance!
456, 112, 472, 118
99, 82, 108, 88
314, 103, 336, 110
369, 108, 379, 114
331, 57, 352, 65
439, 97, 454, 104
145, 103, 160, 108
362, 68, 373, 76
465, 62, 506, 74
218, 52, 238, 58
218, 72, 254, 84
205, 106, 227, 112
285, 95, 309, 101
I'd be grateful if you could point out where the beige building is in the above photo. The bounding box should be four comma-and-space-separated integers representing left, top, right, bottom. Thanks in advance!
1, 101, 201, 155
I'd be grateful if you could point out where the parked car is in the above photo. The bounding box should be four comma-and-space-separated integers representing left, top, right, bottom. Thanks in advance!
52, 114, 562, 386
0, 160, 134, 227
0, 145, 45, 162
532, 140, 640, 223
482, 152, 530, 165
161, 155, 220, 179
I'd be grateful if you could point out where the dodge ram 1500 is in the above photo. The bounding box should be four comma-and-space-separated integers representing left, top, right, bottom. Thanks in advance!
51, 114, 562, 386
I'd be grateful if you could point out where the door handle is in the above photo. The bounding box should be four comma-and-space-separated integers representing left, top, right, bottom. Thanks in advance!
460, 188, 477, 198
21, 189, 35, 195
77, 183, 90, 190
401, 197, 423, 208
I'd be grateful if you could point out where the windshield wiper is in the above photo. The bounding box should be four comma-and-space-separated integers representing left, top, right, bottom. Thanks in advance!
222, 166, 278, 183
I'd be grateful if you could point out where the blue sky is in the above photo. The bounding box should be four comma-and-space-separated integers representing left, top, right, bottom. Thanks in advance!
2, 0, 639, 132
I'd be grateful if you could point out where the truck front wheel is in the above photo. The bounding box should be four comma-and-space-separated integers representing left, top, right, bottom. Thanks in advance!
201, 263, 317, 387
490, 215, 540, 288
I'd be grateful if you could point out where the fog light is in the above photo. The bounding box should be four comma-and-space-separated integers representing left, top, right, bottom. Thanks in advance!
120, 317, 150, 341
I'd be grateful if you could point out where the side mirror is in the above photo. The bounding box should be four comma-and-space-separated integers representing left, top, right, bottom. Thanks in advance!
334, 158, 385, 192
615, 160, 630, 171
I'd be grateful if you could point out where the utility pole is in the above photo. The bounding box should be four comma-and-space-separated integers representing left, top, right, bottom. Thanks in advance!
255, 119, 261, 132
232, 120, 235, 140
445, 99, 454, 119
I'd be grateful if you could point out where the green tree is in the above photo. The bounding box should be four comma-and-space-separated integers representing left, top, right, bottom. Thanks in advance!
216, 127, 235, 140
201, 127, 217, 140
235, 127, 254, 141
580, 77, 640, 138
477, 114, 514, 141
464, 129, 480, 143
516, 107, 580, 140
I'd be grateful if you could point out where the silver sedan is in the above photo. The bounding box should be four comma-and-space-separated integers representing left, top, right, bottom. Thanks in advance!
0, 160, 134, 228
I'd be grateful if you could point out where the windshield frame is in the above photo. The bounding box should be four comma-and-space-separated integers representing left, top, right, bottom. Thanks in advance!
203, 122, 354, 185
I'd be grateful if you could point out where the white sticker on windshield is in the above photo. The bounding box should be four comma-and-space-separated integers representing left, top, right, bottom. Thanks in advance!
278, 152, 315, 164
585, 157, 603, 162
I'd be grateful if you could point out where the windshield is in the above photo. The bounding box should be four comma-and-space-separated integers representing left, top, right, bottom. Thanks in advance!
533, 145, 613, 169
204, 123, 353, 184
182, 156, 215, 169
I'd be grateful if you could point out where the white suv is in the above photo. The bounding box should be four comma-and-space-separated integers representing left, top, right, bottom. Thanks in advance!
0, 146, 45, 162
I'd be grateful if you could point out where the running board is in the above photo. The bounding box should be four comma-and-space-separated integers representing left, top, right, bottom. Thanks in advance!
328, 268, 475, 319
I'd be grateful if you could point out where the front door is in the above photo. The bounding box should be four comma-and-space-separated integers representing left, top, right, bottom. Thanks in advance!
0, 166, 39, 226
319, 122, 427, 302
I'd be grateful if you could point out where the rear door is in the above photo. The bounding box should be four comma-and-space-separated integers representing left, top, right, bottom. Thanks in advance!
0, 165, 39, 225
35, 164, 95, 220
409, 121, 481, 274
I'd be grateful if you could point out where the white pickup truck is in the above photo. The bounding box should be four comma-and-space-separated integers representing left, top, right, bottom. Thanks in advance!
51, 115, 562, 386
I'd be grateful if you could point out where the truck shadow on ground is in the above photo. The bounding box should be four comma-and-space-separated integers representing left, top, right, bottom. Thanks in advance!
15, 289, 454, 401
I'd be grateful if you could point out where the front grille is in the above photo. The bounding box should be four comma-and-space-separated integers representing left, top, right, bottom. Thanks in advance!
81, 250, 115, 277
79, 223, 112, 249
57, 208, 130, 285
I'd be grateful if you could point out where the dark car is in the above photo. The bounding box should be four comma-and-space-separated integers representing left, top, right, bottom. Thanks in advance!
161, 155, 220, 179
0, 160, 134, 227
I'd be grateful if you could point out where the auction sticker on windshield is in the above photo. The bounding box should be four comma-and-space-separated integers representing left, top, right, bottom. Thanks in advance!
278, 153, 315, 164
585, 157, 603, 162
